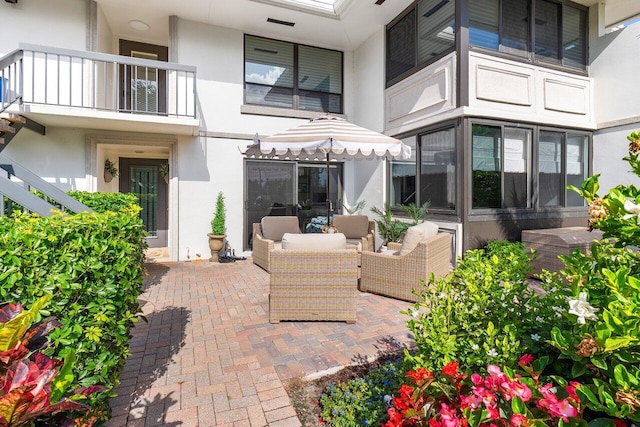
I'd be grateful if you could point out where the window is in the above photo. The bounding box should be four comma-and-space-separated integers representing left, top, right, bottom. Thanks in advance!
421, 127, 456, 210
244, 35, 343, 113
469, 0, 587, 70
472, 124, 532, 209
538, 131, 589, 207
386, 0, 455, 85
390, 137, 417, 206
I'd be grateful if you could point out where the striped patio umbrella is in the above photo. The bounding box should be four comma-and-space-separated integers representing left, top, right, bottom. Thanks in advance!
244, 113, 411, 224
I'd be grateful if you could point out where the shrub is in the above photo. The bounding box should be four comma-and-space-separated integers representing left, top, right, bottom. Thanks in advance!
67, 191, 139, 213
404, 240, 565, 374
211, 191, 226, 235
0, 206, 147, 419
371, 203, 409, 245
319, 361, 405, 427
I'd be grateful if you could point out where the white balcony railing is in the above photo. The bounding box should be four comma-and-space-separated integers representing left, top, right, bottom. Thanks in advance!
1, 44, 197, 119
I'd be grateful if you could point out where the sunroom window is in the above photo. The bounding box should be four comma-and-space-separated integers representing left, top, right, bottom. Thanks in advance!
244, 35, 343, 113
469, 0, 587, 70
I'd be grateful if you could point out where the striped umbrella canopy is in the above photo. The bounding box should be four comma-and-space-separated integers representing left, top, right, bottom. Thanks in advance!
244, 114, 411, 224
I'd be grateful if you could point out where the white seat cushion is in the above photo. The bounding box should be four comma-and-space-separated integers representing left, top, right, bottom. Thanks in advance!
399, 221, 439, 255
281, 233, 347, 251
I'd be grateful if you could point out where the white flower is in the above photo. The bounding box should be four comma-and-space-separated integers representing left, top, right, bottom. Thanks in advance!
383, 395, 393, 407
471, 344, 479, 351
411, 309, 420, 318
487, 349, 498, 357
531, 333, 541, 341
623, 199, 640, 224
536, 316, 544, 323
439, 292, 447, 299
552, 306, 564, 313
472, 305, 479, 311
567, 292, 599, 325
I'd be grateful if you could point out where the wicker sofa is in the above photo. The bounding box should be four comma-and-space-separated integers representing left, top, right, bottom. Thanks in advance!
360, 222, 451, 302
252, 216, 301, 272
269, 233, 359, 323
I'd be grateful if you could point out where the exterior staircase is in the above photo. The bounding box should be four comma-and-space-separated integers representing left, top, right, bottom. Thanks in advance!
0, 50, 91, 216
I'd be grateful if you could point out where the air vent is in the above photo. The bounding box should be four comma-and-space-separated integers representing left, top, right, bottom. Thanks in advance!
375, 0, 386, 4
267, 18, 295, 27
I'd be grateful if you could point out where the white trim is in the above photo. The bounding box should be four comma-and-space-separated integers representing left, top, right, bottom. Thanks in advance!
86, 134, 179, 261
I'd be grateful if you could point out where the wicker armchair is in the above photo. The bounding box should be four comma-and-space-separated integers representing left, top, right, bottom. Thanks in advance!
252, 216, 301, 272
360, 232, 451, 302
269, 233, 359, 323
332, 215, 376, 252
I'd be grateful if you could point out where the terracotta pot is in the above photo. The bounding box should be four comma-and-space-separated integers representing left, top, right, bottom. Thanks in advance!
207, 233, 226, 262
104, 170, 113, 183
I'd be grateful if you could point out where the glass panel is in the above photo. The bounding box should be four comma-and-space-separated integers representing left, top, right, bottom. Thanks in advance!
244, 36, 294, 107
390, 137, 417, 207
387, 9, 416, 83
130, 166, 158, 236
298, 46, 342, 94
245, 161, 296, 248
503, 127, 530, 208
421, 128, 456, 210
417, 0, 455, 63
298, 90, 342, 113
130, 51, 159, 113
535, 0, 560, 63
538, 131, 563, 207
502, 0, 529, 57
245, 83, 293, 108
566, 134, 588, 207
472, 124, 502, 209
563, 5, 586, 69
298, 163, 342, 233
469, 0, 499, 50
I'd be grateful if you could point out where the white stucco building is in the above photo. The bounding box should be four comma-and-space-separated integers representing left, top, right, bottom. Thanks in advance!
1, 0, 639, 260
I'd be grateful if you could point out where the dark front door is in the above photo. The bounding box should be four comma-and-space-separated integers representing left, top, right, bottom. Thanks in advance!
119, 40, 168, 114
119, 158, 168, 248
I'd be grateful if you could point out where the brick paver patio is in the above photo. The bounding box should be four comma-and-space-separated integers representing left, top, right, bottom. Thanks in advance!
106, 259, 414, 427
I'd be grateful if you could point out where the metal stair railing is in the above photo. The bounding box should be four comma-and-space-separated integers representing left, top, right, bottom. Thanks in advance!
0, 152, 92, 216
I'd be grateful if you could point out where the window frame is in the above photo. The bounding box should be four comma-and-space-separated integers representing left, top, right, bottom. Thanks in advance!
468, 0, 588, 74
243, 34, 344, 114
385, 0, 457, 88
468, 119, 591, 214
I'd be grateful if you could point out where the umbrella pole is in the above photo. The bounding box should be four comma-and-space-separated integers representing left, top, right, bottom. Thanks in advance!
326, 152, 331, 226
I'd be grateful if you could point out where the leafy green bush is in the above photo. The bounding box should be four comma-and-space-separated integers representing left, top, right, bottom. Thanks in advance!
540, 130, 640, 422
67, 191, 139, 213
320, 361, 405, 427
404, 240, 565, 374
0, 206, 147, 419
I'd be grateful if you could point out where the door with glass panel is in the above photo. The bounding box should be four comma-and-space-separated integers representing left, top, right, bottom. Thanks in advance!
119, 158, 168, 248
119, 40, 168, 114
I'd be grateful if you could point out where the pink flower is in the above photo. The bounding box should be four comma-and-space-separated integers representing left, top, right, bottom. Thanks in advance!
471, 374, 483, 386
440, 403, 466, 427
566, 382, 581, 403
518, 354, 534, 365
510, 414, 528, 426
547, 399, 578, 422
503, 380, 532, 402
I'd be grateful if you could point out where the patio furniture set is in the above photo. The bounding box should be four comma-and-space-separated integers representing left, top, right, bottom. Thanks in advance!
252, 215, 452, 323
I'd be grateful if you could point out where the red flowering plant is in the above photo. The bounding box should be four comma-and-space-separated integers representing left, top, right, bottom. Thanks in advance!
384, 357, 587, 427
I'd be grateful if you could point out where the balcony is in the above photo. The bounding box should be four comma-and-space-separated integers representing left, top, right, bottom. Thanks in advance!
0, 44, 199, 136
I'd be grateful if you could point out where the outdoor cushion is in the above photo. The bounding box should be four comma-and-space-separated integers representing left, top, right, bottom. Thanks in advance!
345, 238, 363, 251
332, 215, 370, 239
261, 216, 301, 241
281, 233, 347, 251
399, 221, 439, 255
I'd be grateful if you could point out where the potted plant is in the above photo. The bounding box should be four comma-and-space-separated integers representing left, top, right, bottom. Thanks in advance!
370, 203, 409, 248
104, 158, 118, 183
208, 191, 227, 262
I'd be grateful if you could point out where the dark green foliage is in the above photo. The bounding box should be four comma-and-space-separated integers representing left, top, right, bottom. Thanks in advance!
0, 206, 147, 419
211, 191, 226, 235
472, 170, 501, 208
67, 191, 139, 213
370, 203, 409, 244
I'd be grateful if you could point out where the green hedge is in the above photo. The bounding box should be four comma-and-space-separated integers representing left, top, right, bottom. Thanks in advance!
0, 200, 147, 419
67, 191, 139, 213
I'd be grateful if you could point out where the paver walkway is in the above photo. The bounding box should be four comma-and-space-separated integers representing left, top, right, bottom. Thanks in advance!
106, 259, 414, 427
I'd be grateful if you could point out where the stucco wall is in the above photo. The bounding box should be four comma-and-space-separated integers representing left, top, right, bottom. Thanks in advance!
0, 0, 87, 55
